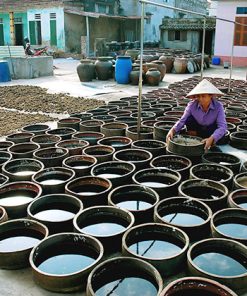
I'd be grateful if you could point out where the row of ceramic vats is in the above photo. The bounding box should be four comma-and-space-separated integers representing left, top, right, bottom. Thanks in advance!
76, 50, 208, 86
0, 76, 246, 295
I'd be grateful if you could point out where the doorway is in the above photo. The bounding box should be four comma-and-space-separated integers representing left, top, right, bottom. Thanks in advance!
15, 23, 24, 46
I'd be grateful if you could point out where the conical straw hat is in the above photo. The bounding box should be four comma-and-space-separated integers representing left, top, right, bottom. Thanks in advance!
186, 79, 224, 98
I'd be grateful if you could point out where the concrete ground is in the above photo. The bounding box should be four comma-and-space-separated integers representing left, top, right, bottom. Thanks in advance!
1, 58, 247, 101
0, 59, 247, 296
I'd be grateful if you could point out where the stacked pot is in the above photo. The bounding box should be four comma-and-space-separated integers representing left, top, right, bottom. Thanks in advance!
0, 76, 247, 295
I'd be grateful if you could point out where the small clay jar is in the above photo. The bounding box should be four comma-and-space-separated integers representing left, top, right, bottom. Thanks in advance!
145, 68, 161, 86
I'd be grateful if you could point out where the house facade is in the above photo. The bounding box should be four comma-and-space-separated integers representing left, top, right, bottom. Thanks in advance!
214, 0, 247, 66
0, 0, 67, 49
0, 0, 139, 54
120, 0, 209, 43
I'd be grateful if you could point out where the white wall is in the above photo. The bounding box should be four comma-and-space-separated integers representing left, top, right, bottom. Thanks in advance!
214, 0, 247, 57
27, 7, 65, 50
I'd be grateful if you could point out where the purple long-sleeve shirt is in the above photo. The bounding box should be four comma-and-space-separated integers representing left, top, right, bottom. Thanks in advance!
173, 99, 227, 142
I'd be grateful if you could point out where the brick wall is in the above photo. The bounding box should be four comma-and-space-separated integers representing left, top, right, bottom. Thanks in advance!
0, 0, 64, 12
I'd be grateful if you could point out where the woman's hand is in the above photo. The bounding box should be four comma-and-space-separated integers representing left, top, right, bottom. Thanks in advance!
166, 128, 175, 143
202, 136, 215, 151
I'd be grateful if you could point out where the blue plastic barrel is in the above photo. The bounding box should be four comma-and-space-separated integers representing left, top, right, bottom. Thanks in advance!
0, 61, 11, 82
212, 57, 221, 65
115, 56, 132, 84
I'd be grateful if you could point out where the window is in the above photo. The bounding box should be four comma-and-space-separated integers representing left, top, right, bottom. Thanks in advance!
168, 30, 187, 41
14, 17, 22, 24
234, 17, 247, 46
50, 13, 57, 46
236, 7, 247, 14
175, 31, 180, 40
95, 4, 110, 14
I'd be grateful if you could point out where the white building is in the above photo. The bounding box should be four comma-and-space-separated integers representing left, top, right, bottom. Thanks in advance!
214, 0, 247, 66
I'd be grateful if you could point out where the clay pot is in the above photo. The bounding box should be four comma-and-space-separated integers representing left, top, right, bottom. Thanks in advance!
202, 152, 241, 174
80, 120, 104, 132
122, 223, 189, 276
154, 197, 212, 241
33, 147, 69, 168
63, 155, 97, 177
113, 148, 152, 170
190, 163, 234, 189
0, 206, 8, 223
133, 168, 181, 199
77, 59, 95, 82
6, 132, 34, 144
91, 161, 135, 188
22, 124, 51, 135
145, 68, 161, 86
57, 117, 81, 131
32, 167, 75, 195
2, 158, 44, 182
187, 238, 247, 291
72, 132, 105, 145
174, 58, 188, 74
159, 55, 174, 73
234, 172, 247, 189
108, 184, 159, 224
46, 128, 76, 140
30, 233, 103, 292
8, 143, 40, 159
230, 131, 247, 149
86, 257, 163, 296
55, 139, 89, 156
27, 193, 83, 234
65, 176, 112, 207
151, 155, 192, 180
228, 189, 247, 210
0, 141, 14, 151
179, 179, 228, 211
152, 60, 166, 81
0, 219, 48, 269
31, 134, 62, 148
0, 181, 42, 218
74, 205, 135, 253
126, 126, 153, 141
159, 277, 237, 296
131, 139, 166, 157
211, 208, 247, 245
95, 57, 113, 80
100, 122, 127, 137
83, 145, 115, 164
0, 151, 12, 171
98, 136, 132, 151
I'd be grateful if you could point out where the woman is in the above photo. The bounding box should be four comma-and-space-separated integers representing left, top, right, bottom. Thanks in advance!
166, 79, 227, 150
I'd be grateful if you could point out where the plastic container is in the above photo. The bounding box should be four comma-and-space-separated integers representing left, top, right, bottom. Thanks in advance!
115, 56, 132, 84
212, 56, 221, 65
0, 61, 11, 82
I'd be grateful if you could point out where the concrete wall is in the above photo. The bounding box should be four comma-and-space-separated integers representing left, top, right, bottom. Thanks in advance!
214, 0, 247, 66
27, 7, 65, 50
0, 12, 28, 45
64, 13, 86, 53
5, 56, 53, 79
89, 17, 121, 50
120, 0, 174, 42
161, 30, 200, 53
